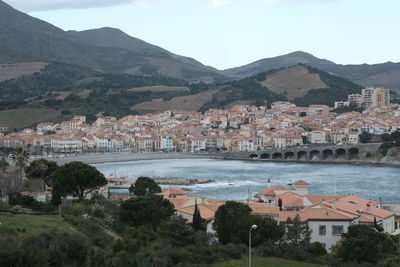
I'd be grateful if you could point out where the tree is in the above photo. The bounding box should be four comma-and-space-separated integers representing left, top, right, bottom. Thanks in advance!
53, 161, 106, 201
359, 131, 372, 144
335, 224, 397, 265
278, 198, 283, 211
158, 216, 196, 247
374, 216, 384, 232
25, 159, 58, 188
0, 159, 9, 173
10, 147, 29, 182
119, 195, 174, 228
129, 176, 161, 196
282, 215, 311, 249
249, 215, 284, 247
192, 200, 206, 231
213, 201, 252, 244
378, 256, 400, 267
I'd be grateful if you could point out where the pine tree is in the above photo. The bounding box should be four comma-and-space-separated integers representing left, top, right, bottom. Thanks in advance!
192, 200, 203, 231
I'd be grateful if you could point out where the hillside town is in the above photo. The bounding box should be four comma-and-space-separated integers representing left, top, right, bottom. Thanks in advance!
0, 87, 398, 153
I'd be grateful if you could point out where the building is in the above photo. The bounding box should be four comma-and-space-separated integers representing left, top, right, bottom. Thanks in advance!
279, 207, 356, 251
348, 94, 364, 107
271, 101, 296, 110
334, 101, 349, 109
308, 105, 330, 115
0, 124, 8, 133
362, 87, 390, 107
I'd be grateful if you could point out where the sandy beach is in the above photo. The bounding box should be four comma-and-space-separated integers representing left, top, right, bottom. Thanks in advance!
51, 152, 218, 165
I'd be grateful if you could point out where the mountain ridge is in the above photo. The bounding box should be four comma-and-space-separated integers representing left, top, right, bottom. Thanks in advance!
0, 0, 227, 83
1, 0, 400, 92
222, 51, 400, 93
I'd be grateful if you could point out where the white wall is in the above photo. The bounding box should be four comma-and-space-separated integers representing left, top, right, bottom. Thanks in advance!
308, 220, 352, 252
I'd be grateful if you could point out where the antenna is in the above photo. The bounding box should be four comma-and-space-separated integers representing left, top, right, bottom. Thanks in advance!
334, 180, 337, 195
247, 188, 250, 204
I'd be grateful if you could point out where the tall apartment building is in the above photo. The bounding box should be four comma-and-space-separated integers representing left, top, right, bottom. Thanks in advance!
348, 94, 364, 107
361, 87, 390, 107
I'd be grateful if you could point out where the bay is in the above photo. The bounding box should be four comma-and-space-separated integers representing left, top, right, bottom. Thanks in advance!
93, 159, 400, 203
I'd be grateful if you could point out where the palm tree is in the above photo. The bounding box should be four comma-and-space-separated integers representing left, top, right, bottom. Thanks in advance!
11, 146, 29, 183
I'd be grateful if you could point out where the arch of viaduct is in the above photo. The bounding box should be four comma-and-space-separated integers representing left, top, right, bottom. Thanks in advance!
225, 143, 382, 162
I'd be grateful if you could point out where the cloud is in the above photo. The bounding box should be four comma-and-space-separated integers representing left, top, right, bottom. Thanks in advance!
3, 0, 151, 12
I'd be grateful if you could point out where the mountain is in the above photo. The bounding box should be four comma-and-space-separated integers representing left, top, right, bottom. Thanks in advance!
223, 51, 400, 93
201, 64, 363, 111
0, 0, 227, 83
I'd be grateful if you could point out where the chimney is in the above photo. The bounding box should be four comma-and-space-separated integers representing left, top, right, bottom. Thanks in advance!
366, 202, 371, 213
332, 199, 337, 210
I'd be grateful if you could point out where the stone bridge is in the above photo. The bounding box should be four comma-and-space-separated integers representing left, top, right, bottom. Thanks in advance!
223, 143, 382, 162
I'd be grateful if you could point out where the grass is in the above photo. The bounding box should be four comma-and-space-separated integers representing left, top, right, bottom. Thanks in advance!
215, 256, 327, 267
0, 211, 74, 237
0, 108, 61, 130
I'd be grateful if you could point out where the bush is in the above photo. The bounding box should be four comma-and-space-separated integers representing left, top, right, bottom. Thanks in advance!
378, 256, 400, 267
14, 194, 36, 207
308, 242, 327, 256
14, 194, 55, 212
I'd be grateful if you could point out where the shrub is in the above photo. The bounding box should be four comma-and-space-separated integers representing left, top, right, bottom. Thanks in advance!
378, 256, 400, 267
308, 242, 327, 256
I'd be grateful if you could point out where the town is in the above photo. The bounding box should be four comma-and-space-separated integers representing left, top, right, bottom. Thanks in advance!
0, 87, 398, 154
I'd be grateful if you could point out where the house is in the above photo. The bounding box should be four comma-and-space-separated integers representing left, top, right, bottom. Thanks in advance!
159, 187, 187, 198
20, 191, 52, 202
106, 178, 128, 186
171, 196, 225, 234
279, 206, 356, 251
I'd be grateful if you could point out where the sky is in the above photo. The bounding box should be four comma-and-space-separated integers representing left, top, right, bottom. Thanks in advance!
4, 0, 400, 70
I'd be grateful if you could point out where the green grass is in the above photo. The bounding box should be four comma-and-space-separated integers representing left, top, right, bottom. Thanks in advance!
0, 108, 61, 130
215, 256, 327, 267
0, 211, 74, 237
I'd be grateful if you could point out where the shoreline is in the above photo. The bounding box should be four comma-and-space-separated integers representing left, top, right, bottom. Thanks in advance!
49, 152, 400, 168
51, 152, 216, 165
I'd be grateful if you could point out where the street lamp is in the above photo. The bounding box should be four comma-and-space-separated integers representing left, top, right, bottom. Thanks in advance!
249, 224, 257, 267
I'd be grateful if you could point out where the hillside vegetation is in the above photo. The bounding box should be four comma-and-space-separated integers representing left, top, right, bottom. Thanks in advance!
201, 64, 363, 110
0, 62, 215, 127
0, 62, 364, 128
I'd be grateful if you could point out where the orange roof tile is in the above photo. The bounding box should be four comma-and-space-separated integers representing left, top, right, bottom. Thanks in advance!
291, 180, 310, 186
162, 187, 186, 195
279, 207, 355, 222
259, 185, 293, 196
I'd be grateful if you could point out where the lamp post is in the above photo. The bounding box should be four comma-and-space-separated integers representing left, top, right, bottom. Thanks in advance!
249, 224, 257, 267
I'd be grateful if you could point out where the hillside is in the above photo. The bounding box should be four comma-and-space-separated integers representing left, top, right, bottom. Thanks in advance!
223, 51, 400, 93
0, 1, 227, 83
201, 65, 363, 110
0, 62, 363, 128
0, 62, 217, 127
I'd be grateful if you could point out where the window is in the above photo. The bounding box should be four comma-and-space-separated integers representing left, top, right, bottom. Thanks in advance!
319, 225, 326, 236
332, 225, 344, 235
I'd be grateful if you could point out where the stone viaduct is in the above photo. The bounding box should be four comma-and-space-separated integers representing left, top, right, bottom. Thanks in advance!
223, 143, 382, 162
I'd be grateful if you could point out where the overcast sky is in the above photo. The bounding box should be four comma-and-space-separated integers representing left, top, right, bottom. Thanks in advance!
4, 0, 400, 69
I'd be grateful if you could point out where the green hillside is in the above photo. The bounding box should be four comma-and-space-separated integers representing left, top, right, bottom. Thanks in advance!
0, 62, 213, 125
